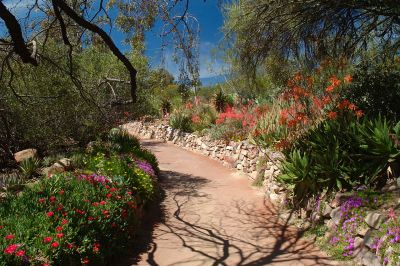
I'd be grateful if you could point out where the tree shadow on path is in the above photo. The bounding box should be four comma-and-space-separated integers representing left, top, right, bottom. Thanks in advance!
115, 168, 333, 266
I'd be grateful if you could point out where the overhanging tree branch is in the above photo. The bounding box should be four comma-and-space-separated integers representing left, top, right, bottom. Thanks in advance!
0, 1, 38, 66
52, 0, 137, 103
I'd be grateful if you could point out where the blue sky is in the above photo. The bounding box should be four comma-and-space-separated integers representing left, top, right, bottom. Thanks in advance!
144, 1, 227, 82
2, 0, 227, 83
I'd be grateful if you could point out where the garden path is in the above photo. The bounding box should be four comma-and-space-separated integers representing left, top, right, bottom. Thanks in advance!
123, 137, 338, 266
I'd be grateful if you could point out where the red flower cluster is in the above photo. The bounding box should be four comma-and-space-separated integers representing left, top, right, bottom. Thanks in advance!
191, 115, 201, 124
1, 167, 143, 265
216, 106, 244, 125
216, 104, 267, 129
279, 72, 361, 130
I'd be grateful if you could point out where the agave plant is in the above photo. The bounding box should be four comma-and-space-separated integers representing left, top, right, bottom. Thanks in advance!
20, 157, 41, 178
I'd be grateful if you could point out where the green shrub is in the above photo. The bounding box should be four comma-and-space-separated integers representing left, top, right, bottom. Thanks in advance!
279, 115, 400, 205
108, 128, 140, 153
161, 99, 172, 116
169, 110, 193, 132
0, 173, 26, 191
191, 104, 217, 132
250, 103, 288, 148
208, 122, 246, 142
344, 58, 400, 120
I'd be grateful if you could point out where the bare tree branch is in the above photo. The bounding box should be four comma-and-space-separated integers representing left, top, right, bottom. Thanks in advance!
0, 1, 38, 66
52, 0, 138, 103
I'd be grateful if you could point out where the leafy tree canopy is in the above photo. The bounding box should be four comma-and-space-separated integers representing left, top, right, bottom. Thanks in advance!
224, 0, 400, 74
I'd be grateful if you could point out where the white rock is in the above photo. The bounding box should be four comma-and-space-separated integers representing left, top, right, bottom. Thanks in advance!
14, 149, 38, 163
322, 203, 333, 218
361, 251, 381, 266
330, 207, 342, 225
58, 158, 72, 170
365, 212, 386, 229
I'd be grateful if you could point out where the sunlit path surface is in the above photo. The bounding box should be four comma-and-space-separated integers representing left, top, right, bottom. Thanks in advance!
121, 137, 339, 266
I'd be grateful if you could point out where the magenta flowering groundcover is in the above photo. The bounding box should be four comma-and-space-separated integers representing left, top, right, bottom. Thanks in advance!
0, 172, 146, 265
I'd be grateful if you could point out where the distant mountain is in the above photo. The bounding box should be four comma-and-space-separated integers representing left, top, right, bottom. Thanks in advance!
200, 74, 226, 86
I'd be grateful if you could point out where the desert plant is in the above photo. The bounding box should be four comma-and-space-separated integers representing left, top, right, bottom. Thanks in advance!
70, 153, 86, 169
169, 110, 192, 132
42, 154, 65, 167
191, 104, 217, 132
19, 158, 41, 178
279, 115, 400, 205
161, 99, 172, 116
0, 172, 26, 191
214, 89, 228, 112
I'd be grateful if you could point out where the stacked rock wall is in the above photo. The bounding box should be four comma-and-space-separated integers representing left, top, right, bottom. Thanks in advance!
123, 121, 287, 205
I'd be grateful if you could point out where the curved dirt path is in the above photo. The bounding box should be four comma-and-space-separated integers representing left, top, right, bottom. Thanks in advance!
126, 138, 337, 266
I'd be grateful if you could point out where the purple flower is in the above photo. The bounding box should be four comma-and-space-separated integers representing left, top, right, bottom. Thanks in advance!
330, 236, 340, 245
134, 160, 155, 177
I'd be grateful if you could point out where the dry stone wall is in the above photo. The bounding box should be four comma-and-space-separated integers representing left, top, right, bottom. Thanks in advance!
123, 121, 287, 206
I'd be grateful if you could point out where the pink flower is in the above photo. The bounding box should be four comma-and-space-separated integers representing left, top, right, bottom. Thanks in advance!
15, 249, 25, 257
4, 244, 18, 254
46, 211, 54, 217
61, 219, 68, 225
56, 233, 64, 239
43, 236, 52, 243
5, 234, 14, 240
56, 226, 63, 232
388, 208, 396, 220
51, 242, 59, 248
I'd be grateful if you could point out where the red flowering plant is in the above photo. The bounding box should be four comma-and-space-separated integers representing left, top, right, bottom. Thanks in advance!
252, 70, 362, 150
170, 96, 218, 133
0, 131, 158, 265
0, 169, 146, 265
214, 102, 269, 142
